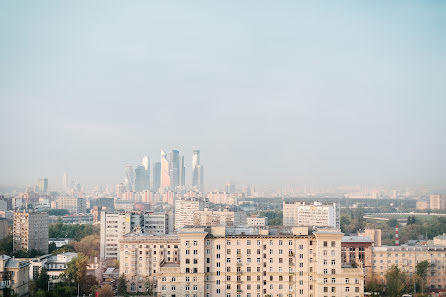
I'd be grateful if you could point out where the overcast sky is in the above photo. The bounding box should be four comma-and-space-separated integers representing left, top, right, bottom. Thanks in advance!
1, 1, 445, 189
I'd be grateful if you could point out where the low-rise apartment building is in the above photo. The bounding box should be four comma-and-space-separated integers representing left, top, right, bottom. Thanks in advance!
372, 245, 446, 290
119, 226, 364, 297
0, 255, 30, 297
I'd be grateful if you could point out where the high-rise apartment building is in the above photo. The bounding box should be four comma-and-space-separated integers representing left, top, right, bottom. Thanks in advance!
193, 209, 247, 227
119, 226, 364, 297
55, 197, 87, 214
124, 165, 134, 192
175, 198, 205, 230
13, 211, 48, 254
38, 178, 48, 193
153, 162, 161, 191
430, 194, 446, 210
283, 201, 340, 228
169, 150, 180, 189
192, 150, 204, 192
100, 211, 169, 260
160, 151, 170, 190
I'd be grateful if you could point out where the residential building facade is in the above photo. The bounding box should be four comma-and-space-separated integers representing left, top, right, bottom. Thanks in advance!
283, 201, 340, 228
119, 226, 364, 297
13, 211, 48, 254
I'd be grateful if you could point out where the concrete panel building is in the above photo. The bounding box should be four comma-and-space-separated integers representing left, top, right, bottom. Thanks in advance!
13, 211, 48, 254
283, 201, 340, 228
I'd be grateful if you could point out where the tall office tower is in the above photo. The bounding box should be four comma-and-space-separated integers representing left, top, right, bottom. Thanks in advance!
197, 164, 204, 192
179, 155, 185, 187
13, 210, 48, 253
62, 173, 68, 190
283, 201, 340, 228
169, 150, 180, 189
142, 155, 150, 190
153, 162, 161, 191
192, 150, 204, 191
192, 150, 200, 187
124, 165, 134, 192
38, 178, 48, 193
134, 165, 147, 192
160, 151, 170, 190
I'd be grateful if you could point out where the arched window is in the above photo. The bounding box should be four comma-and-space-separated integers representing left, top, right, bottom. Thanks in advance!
131, 282, 136, 292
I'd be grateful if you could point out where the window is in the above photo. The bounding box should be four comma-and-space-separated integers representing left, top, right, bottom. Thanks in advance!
345, 287, 350, 292
331, 241, 335, 247
323, 241, 328, 247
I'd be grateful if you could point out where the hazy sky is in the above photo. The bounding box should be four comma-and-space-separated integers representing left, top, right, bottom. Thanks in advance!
1, 1, 445, 189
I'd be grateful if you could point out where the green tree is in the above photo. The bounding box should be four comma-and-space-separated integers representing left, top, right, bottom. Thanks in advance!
35, 269, 49, 291
61, 253, 92, 294
387, 218, 398, 228
48, 242, 57, 254
385, 265, 408, 297
117, 274, 127, 295
0, 235, 13, 255
416, 260, 429, 294
97, 284, 114, 297
365, 275, 384, 296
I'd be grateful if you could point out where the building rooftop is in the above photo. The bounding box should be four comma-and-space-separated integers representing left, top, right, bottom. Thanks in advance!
342, 236, 373, 243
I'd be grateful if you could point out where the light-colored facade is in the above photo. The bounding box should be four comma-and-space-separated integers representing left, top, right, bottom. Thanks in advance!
175, 198, 204, 230
55, 197, 87, 214
119, 226, 364, 297
416, 201, 429, 210
25, 252, 78, 283
100, 212, 169, 260
193, 209, 247, 227
13, 211, 48, 254
341, 236, 373, 284
430, 194, 446, 210
247, 217, 268, 227
372, 245, 446, 290
0, 255, 30, 297
357, 229, 382, 247
161, 151, 171, 190
144, 213, 169, 235
283, 201, 340, 228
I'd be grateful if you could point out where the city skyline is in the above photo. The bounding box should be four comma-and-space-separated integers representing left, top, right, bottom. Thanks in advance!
1, 1, 446, 188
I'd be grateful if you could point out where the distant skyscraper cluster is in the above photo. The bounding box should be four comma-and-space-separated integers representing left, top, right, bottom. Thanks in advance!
123, 149, 204, 193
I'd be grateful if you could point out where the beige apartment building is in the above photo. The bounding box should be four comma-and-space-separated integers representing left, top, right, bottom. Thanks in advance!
193, 209, 247, 227
372, 245, 446, 290
0, 255, 30, 297
175, 198, 204, 230
13, 210, 48, 254
119, 226, 364, 297
55, 197, 87, 214
283, 201, 340, 228
430, 195, 446, 210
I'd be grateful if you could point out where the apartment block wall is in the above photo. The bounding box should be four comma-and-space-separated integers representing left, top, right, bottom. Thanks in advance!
119, 227, 364, 297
